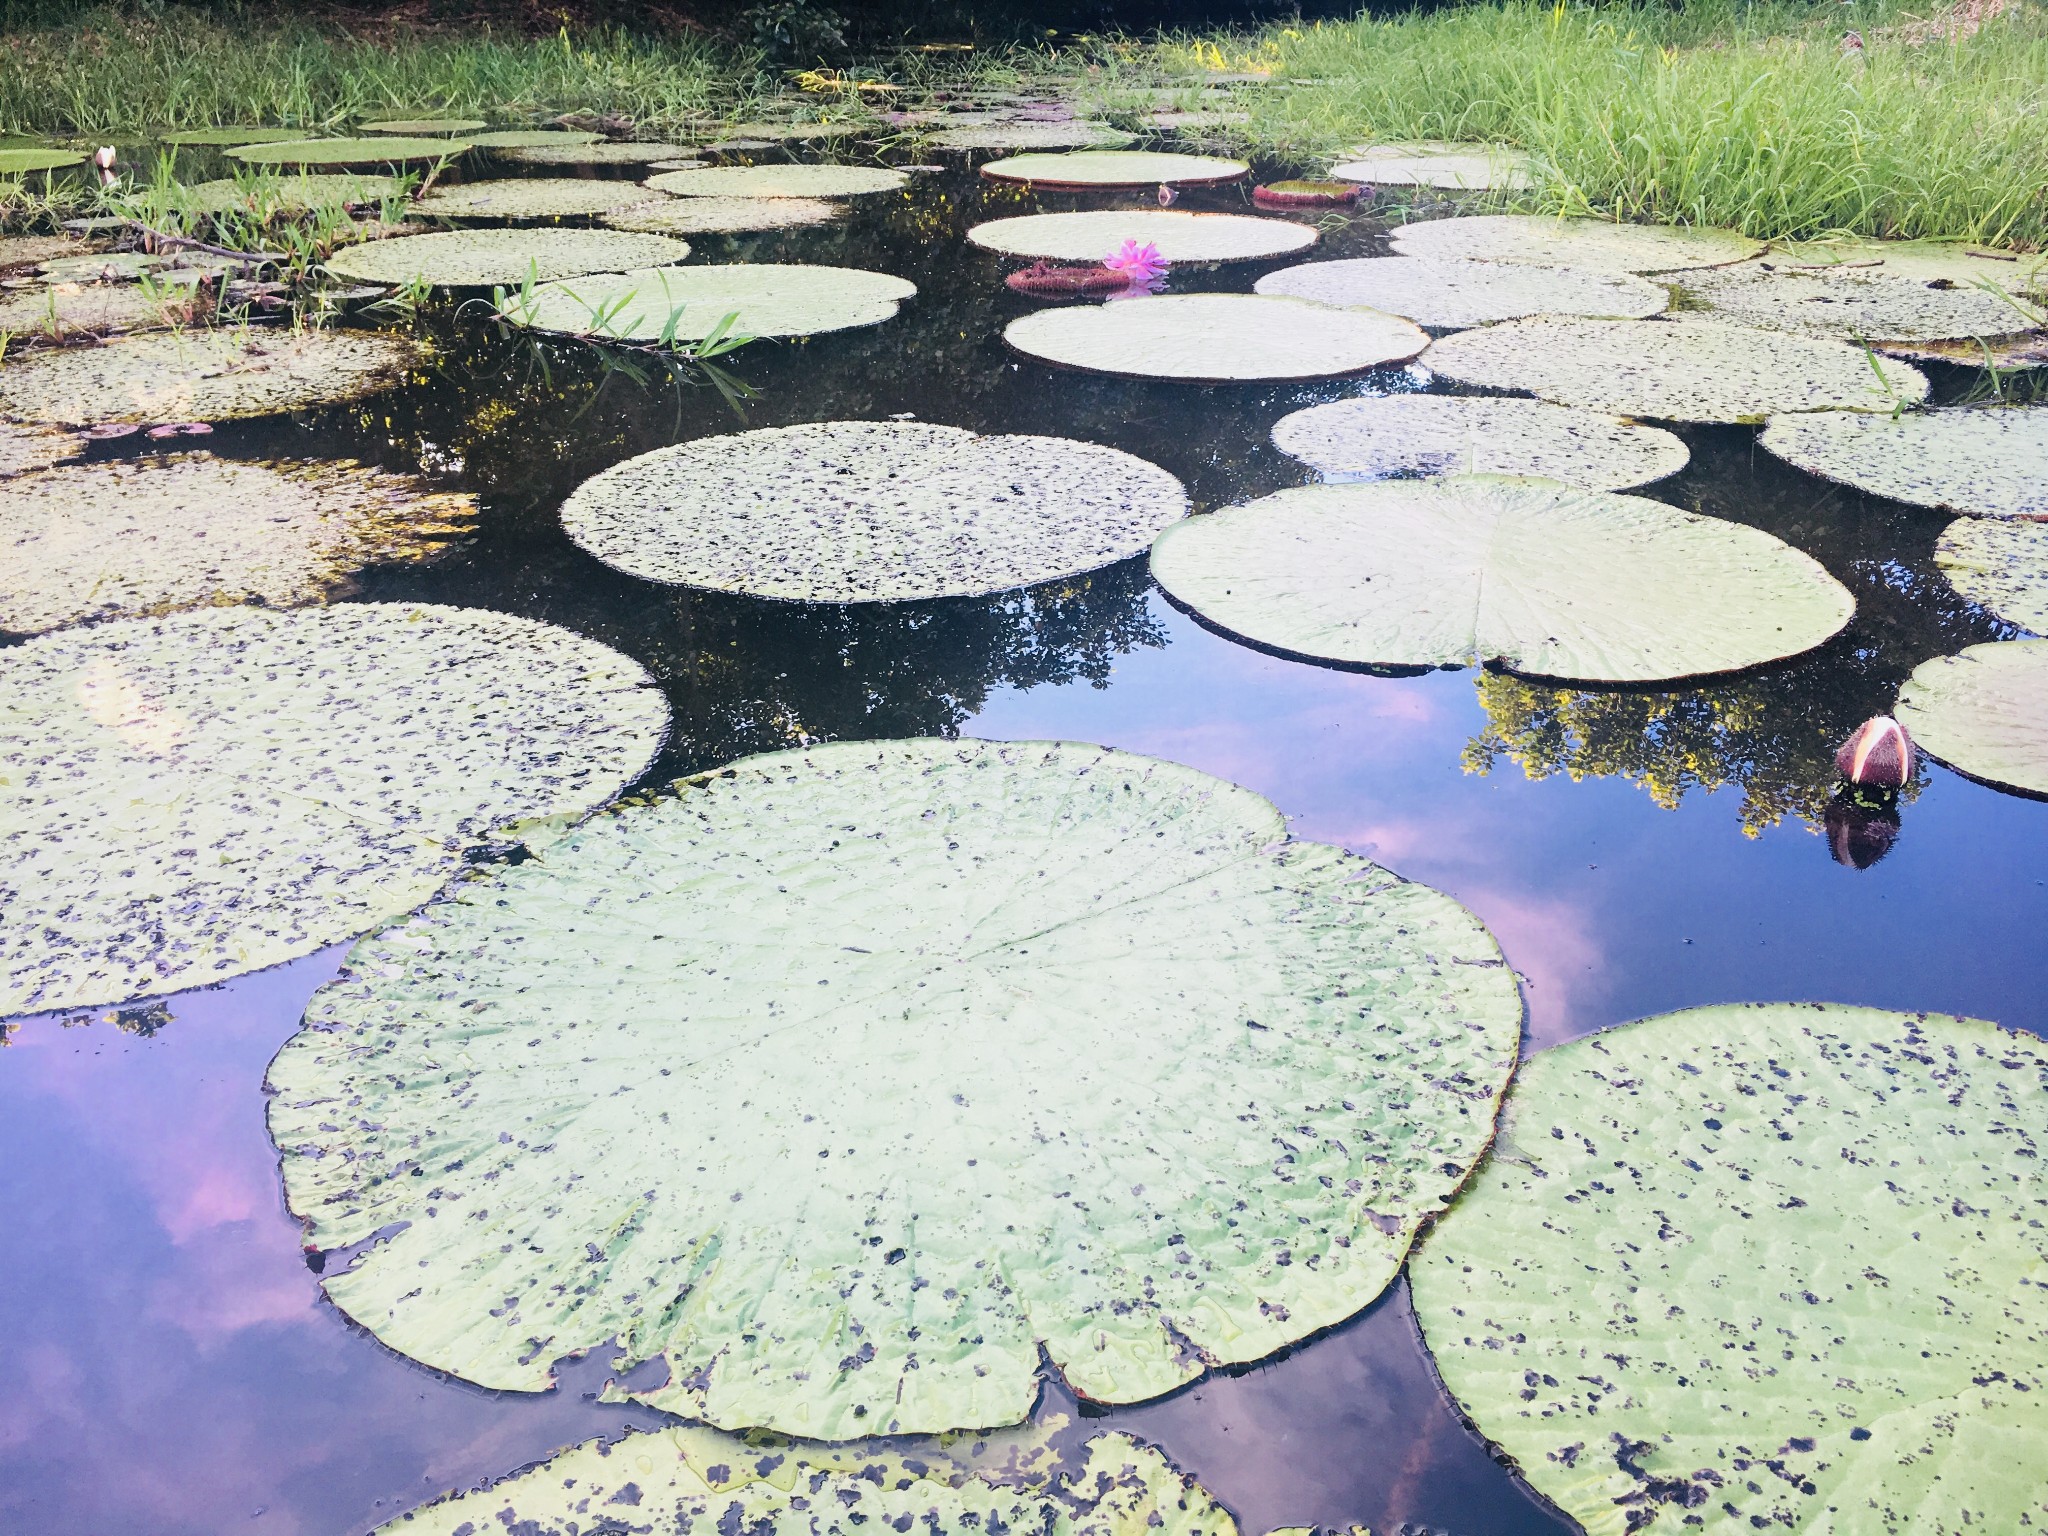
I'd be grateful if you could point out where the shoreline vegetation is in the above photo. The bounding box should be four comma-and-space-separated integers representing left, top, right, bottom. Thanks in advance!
1, 0, 2046, 245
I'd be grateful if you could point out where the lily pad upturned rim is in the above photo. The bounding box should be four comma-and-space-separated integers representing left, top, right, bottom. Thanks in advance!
599, 195, 843, 235
358, 117, 490, 135
978, 149, 1250, 188
1005, 293, 1429, 383
1330, 141, 1533, 190
1757, 406, 2048, 519
644, 163, 911, 198
1895, 639, 2048, 798
411, 176, 664, 219
0, 147, 88, 174
158, 126, 308, 146
501, 139, 699, 165
506, 262, 917, 342
926, 121, 1137, 150
1668, 261, 2046, 341
1390, 212, 1764, 273
226, 136, 473, 166
967, 209, 1319, 266
463, 128, 603, 149
324, 226, 690, 287
1254, 255, 1671, 329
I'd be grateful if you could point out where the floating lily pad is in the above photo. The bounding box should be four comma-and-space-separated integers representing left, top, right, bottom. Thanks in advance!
0, 282, 175, 339
0, 603, 666, 1015
373, 1427, 1235, 1536
928, 121, 1134, 150
704, 121, 856, 141
1424, 317, 1930, 422
600, 195, 841, 235
508, 263, 914, 342
36, 251, 170, 282
969, 210, 1316, 265
265, 736, 1519, 1436
1253, 180, 1362, 209
0, 423, 80, 478
561, 421, 1188, 602
228, 137, 471, 167
1006, 293, 1426, 382
1412, 1002, 2048, 1536
0, 454, 474, 634
0, 234, 89, 272
1391, 214, 1762, 273
502, 139, 697, 165
359, 118, 488, 136
1758, 406, 2048, 517
979, 150, 1247, 188
412, 176, 661, 219
1271, 395, 1689, 490
1150, 476, 1852, 681
1896, 640, 2048, 794
463, 129, 602, 149
645, 164, 908, 199
1758, 236, 2048, 295
1331, 141, 1533, 190
645, 156, 707, 171
0, 327, 420, 425
1668, 262, 2044, 340
0, 147, 86, 175
326, 226, 688, 286
159, 126, 306, 146
1936, 518, 2048, 632
1255, 256, 1668, 328
179, 174, 399, 215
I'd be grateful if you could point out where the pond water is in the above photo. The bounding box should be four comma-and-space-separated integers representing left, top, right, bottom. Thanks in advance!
3, 146, 2046, 1536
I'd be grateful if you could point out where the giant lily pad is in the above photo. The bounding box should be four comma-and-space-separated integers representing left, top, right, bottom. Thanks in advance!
160, 127, 307, 146
359, 118, 488, 136
228, 137, 471, 166
463, 129, 601, 149
1936, 518, 2048, 632
1757, 237, 2048, 296
1006, 293, 1426, 382
0, 234, 88, 272
979, 150, 1247, 188
969, 209, 1316, 265
1758, 407, 2048, 518
0, 603, 666, 1015
1668, 262, 2044, 340
1424, 317, 1930, 422
325, 226, 688, 286
179, 174, 398, 215
1391, 214, 1762, 273
701, 121, 856, 142
412, 176, 662, 219
928, 121, 1134, 150
0, 147, 86, 174
506, 263, 914, 342
560, 421, 1188, 602
645, 164, 908, 198
375, 1427, 1235, 1536
0, 454, 474, 634
0, 281, 175, 339
1896, 640, 2048, 795
1330, 141, 1533, 190
265, 736, 1520, 1438
601, 195, 841, 235
1150, 476, 1852, 681
1412, 1002, 2048, 1536
503, 139, 697, 165
0, 423, 80, 478
1271, 395, 1689, 491
0, 327, 420, 426
1255, 256, 1668, 328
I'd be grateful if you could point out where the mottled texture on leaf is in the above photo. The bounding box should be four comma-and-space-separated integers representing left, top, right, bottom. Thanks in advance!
359, 118, 487, 135
1331, 141, 1533, 190
0, 234, 89, 271
969, 209, 1316, 264
645, 164, 909, 198
0, 281, 174, 338
561, 421, 1187, 602
1667, 263, 2043, 340
1424, 317, 1929, 422
160, 126, 305, 146
1255, 256, 1668, 328
0, 146, 86, 174
413, 176, 660, 218
503, 139, 697, 164
509, 263, 914, 341
266, 736, 1520, 1438
1896, 640, 2048, 795
0, 453, 475, 634
979, 150, 1248, 188
0, 327, 420, 425
375, 1427, 1236, 1536
1006, 293, 1426, 382
1936, 518, 2048, 632
928, 121, 1134, 149
702, 121, 855, 141
179, 174, 397, 215
1391, 214, 1761, 273
228, 137, 470, 166
0, 603, 667, 1015
1756, 237, 2048, 295
1413, 1002, 2048, 1536
1271, 395, 1689, 491
464, 129, 602, 149
601, 195, 841, 234
1151, 477, 1851, 681
0, 422, 80, 478
1758, 407, 2048, 518
325, 226, 687, 286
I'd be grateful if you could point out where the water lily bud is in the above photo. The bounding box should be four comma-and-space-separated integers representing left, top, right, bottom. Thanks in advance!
1834, 714, 1913, 788
93, 146, 116, 169
1156, 183, 1176, 207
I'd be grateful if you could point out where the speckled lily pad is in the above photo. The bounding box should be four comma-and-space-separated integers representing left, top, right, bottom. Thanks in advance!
502, 139, 697, 165
0, 235, 89, 272
1936, 518, 2048, 633
1006, 293, 1426, 382
1331, 141, 1533, 190
359, 118, 488, 136
970, 209, 1317, 265
326, 226, 688, 286
560, 421, 1188, 602
508, 263, 915, 342
1897, 640, 2048, 794
1668, 262, 2044, 340
1759, 406, 2048, 517
463, 129, 601, 149
600, 195, 841, 235
413, 176, 662, 219
1424, 317, 1930, 422
0, 422, 81, 478
0, 282, 176, 339
228, 137, 471, 167
0, 147, 87, 175
1271, 395, 1689, 490
265, 735, 1519, 1437
0, 453, 474, 634
0, 603, 667, 1015
1150, 476, 1852, 681
159, 127, 306, 146
1391, 214, 1762, 273
979, 150, 1247, 188
1758, 237, 2048, 296
179, 174, 398, 215
1412, 1002, 2048, 1536
645, 163, 908, 199
928, 121, 1134, 150
702, 121, 856, 141
1256, 256, 1668, 328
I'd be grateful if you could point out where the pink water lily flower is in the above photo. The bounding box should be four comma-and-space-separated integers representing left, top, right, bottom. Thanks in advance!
1103, 239, 1168, 286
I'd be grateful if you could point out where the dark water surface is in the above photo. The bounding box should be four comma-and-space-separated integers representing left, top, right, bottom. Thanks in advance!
4, 148, 2046, 1536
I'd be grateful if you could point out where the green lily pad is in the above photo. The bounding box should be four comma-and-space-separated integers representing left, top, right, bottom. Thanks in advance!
0, 147, 87, 175
179, 174, 399, 215
0, 423, 81, 479
1271, 395, 1689, 490
325, 226, 687, 287
0, 602, 666, 1015
1005, 294, 1427, 382
159, 127, 307, 146
928, 121, 1135, 150
703, 121, 857, 141
1150, 476, 1852, 681
0, 234, 90, 272
413, 176, 662, 219
0, 281, 176, 339
463, 129, 602, 149
1331, 141, 1533, 190
979, 150, 1248, 188
1391, 214, 1762, 273
506, 263, 914, 342
0, 453, 474, 635
1936, 518, 2048, 632
0, 327, 420, 425
645, 163, 909, 199
601, 194, 841, 235
36, 251, 174, 282
265, 736, 1520, 1438
1423, 317, 1930, 422
1412, 1002, 2048, 1536
1255, 256, 1668, 328
1896, 640, 2048, 794
502, 139, 697, 165
1757, 236, 2048, 296
359, 118, 488, 136
1669, 262, 2044, 340
560, 420, 1188, 602
373, 1427, 1236, 1536
227, 137, 471, 167
1758, 407, 2048, 518
971, 209, 1317, 265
